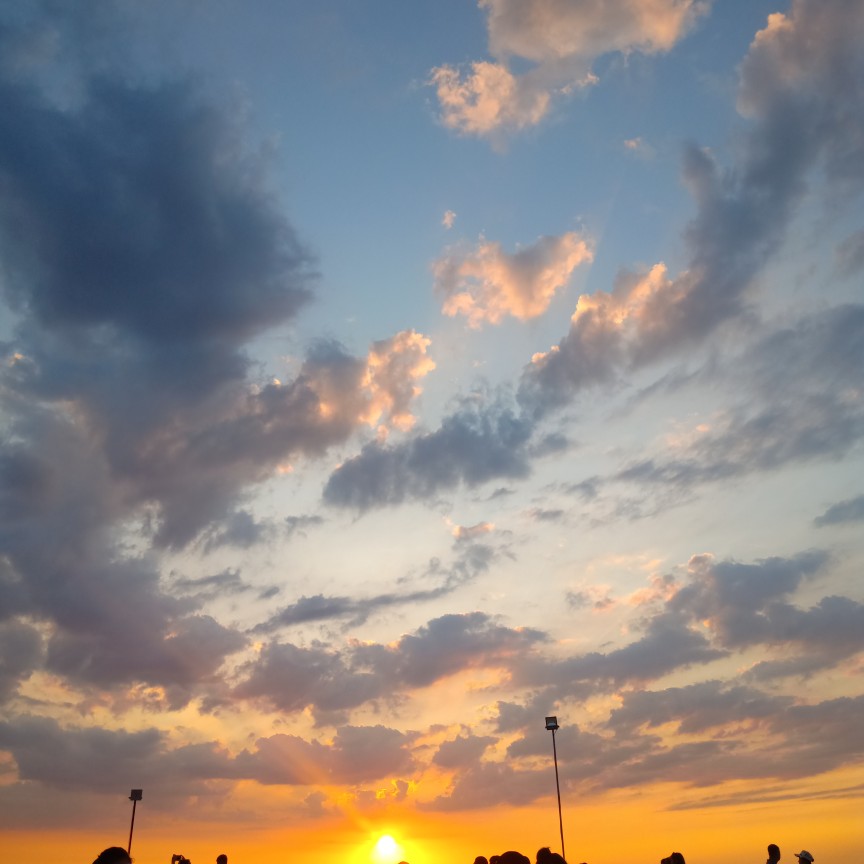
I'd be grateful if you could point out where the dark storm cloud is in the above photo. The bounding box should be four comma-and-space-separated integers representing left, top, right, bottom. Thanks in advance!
323, 394, 532, 509
517, 0, 864, 418
814, 494, 864, 527
235, 613, 546, 714
257, 541, 497, 631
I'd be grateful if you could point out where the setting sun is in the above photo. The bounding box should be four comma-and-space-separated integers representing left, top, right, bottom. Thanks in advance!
372, 834, 405, 864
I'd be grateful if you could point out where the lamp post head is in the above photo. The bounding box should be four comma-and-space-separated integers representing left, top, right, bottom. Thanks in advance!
545, 716, 559, 731
129, 789, 143, 801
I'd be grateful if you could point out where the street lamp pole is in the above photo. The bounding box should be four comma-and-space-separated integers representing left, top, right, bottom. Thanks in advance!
127, 789, 143, 856
545, 716, 565, 862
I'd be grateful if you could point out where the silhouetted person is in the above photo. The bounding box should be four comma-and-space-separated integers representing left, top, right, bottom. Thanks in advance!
93, 849, 132, 864
768, 845, 781, 864
537, 847, 567, 864
499, 853, 530, 864
217, 856, 228, 864
474, 857, 489, 864
671, 854, 686, 864
796, 852, 814, 864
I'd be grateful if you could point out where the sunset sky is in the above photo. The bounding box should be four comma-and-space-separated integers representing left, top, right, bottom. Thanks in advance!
0, 2, 863, 863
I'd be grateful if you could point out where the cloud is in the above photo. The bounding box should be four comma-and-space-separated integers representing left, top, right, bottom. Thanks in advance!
434, 232, 593, 327
442, 210, 457, 230
608, 681, 792, 734
451, 521, 495, 542
836, 229, 864, 278
200, 510, 273, 552
431, 0, 706, 138
323, 393, 533, 510
814, 494, 864, 527
618, 304, 864, 490
0, 401, 248, 708
236, 613, 546, 715
0, 79, 313, 345
0, 621, 43, 703
429, 61, 554, 138
284, 514, 326, 539
235, 725, 416, 785
255, 540, 499, 631
623, 136, 655, 159
335, 2, 864, 516
427, 685, 864, 810
661, 552, 864, 676
0, 37, 437, 549
433, 733, 497, 769
514, 610, 725, 699
0, 714, 414, 804
519, 0, 864, 416
169, 568, 254, 602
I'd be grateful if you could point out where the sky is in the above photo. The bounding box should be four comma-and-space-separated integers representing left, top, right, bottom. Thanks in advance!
0, 1, 863, 863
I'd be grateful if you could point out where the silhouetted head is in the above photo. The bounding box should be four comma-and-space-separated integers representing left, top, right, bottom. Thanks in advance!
671, 853, 686, 864
499, 853, 530, 864
768, 845, 781, 863
474, 857, 489, 864
217, 855, 228, 864
796, 852, 814, 864
93, 849, 132, 864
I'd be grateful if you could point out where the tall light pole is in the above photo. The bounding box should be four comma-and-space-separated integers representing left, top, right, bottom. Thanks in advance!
127, 789, 143, 856
545, 716, 565, 862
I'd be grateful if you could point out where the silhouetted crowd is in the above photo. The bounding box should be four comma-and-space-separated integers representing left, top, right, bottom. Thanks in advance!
91, 839, 818, 864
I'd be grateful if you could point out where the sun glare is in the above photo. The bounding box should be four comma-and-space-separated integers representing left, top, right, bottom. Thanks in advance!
372, 833, 404, 864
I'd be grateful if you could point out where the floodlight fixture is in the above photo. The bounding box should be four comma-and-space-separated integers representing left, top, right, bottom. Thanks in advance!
545, 715, 565, 861
127, 788, 143, 855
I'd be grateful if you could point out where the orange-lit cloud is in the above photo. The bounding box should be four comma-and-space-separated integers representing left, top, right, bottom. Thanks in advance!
359, 330, 436, 432
431, 0, 707, 137
430, 61, 554, 137
434, 232, 593, 326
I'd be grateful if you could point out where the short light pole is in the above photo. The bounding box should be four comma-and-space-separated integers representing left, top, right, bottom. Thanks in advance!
127, 789, 143, 856
545, 716, 565, 862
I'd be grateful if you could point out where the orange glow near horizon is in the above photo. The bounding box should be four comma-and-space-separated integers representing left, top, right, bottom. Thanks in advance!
5, 766, 863, 864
